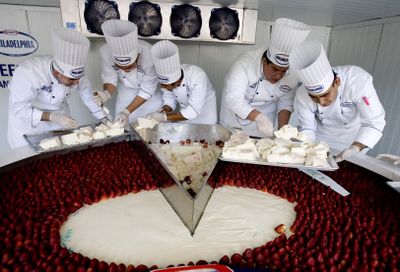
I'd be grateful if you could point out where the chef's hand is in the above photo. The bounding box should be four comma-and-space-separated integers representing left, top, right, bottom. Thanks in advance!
335, 145, 361, 162
159, 105, 173, 113
93, 90, 111, 106
255, 113, 273, 137
147, 112, 167, 122
114, 109, 130, 128
49, 113, 78, 129
376, 154, 400, 165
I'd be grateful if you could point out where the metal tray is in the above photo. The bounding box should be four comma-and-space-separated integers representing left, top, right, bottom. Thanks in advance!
24, 125, 131, 153
219, 152, 339, 171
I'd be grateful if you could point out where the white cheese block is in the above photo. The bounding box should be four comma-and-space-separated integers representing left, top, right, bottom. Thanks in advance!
93, 130, 106, 140
105, 128, 124, 137
274, 125, 299, 140
79, 126, 94, 136
61, 133, 79, 146
305, 155, 330, 167
95, 124, 109, 132
39, 136, 62, 150
78, 133, 93, 144
137, 117, 159, 129
267, 153, 305, 164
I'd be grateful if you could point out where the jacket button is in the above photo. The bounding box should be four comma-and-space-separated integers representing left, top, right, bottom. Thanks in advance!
256, 92, 259, 94
320, 112, 323, 114
66, 94, 68, 96
344, 122, 347, 125
271, 95, 273, 98
52, 96, 55, 98
183, 84, 185, 86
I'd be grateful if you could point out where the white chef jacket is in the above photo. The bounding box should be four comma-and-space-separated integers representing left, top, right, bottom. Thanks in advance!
295, 65, 386, 155
100, 40, 162, 123
7, 56, 105, 149
220, 47, 300, 137
161, 64, 217, 125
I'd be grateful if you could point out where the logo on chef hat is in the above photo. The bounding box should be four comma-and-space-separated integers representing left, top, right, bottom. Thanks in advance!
274, 54, 289, 66
157, 74, 169, 84
70, 67, 85, 78
114, 56, 132, 66
305, 84, 324, 94
279, 85, 292, 92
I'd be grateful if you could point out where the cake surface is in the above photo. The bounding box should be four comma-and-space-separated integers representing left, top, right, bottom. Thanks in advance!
60, 186, 296, 267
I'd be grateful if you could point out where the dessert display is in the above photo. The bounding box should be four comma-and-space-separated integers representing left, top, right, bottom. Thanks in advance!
150, 139, 224, 194
222, 125, 332, 168
0, 141, 399, 271
37, 122, 125, 151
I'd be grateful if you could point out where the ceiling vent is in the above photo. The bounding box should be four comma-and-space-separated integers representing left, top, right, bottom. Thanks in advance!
170, 4, 202, 39
84, 0, 120, 35
60, 0, 258, 44
128, 1, 162, 37
209, 7, 239, 41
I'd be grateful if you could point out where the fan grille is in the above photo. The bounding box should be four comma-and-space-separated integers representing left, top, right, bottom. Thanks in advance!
129, 1, 162, 37
84, 0, 120, 35
209, 7, 239, 40
170, 4, 202, 39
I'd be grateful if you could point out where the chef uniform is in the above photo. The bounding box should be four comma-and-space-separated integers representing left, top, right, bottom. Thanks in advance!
100, 19, 162, 123
290, 42, 386, 155
220, 18, 311, 137
7, 29, 104, 149
150, 40, 217, 125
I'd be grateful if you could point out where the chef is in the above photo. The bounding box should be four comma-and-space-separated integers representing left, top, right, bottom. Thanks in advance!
289, 41, 386, 160
220, 18, 311, 137
147, 40, 217, 125
7, 28, 105, 149
96, 19, 162, 127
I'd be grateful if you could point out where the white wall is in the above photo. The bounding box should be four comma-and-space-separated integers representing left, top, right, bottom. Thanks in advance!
0, 4, 330, 156
328, 16, 400, 157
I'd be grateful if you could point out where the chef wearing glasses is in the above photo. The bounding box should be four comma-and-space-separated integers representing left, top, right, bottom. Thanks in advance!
290, 41, 386, 161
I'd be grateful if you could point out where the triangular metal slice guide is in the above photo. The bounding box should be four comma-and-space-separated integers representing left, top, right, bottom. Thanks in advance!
130, 123, 231, 235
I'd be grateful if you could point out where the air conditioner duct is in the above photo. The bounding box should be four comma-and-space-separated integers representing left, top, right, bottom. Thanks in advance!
60, 0, 258, 44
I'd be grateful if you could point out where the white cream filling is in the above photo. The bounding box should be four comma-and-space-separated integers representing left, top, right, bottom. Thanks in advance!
60, 186, 296, 267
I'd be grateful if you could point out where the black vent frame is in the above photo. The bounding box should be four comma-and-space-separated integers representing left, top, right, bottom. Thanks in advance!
84, 0, 120, 35
170, 4, 202, 39
128, 1, 162, 37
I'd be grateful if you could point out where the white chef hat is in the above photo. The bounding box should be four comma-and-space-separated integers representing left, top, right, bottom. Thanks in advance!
151, 40, 181, 84
289, 41, 334, 96
267, 18, 311, 67
52, 28, 90, 79
101, 19, 138, 67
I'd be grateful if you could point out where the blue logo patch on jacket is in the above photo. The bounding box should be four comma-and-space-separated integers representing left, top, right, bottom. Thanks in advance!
279, 85, 292, 92
249, 82, 258, 89
40, 85, 52, 92
137, 65, 144, 73
340, 102, 356, 108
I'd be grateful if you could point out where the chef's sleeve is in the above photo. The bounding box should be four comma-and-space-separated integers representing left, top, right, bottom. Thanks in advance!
180, 72, 208, 120
161, 88, 177, 111
294, 89, 317, 142
224, 63, 254, 120
137, 65, 158, 100
78, 78, 106, 119
354, 77, 385, 148
8, 69, 43, 128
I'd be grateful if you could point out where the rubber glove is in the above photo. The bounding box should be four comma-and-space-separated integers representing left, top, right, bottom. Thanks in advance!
255, 113, 273, 137
147, 112, 167, 122
93, 90, 111, 106
49, 113, 78, 129
376, 154, 400, 165
335, 145, 361, 162
114, 109, 130, 128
